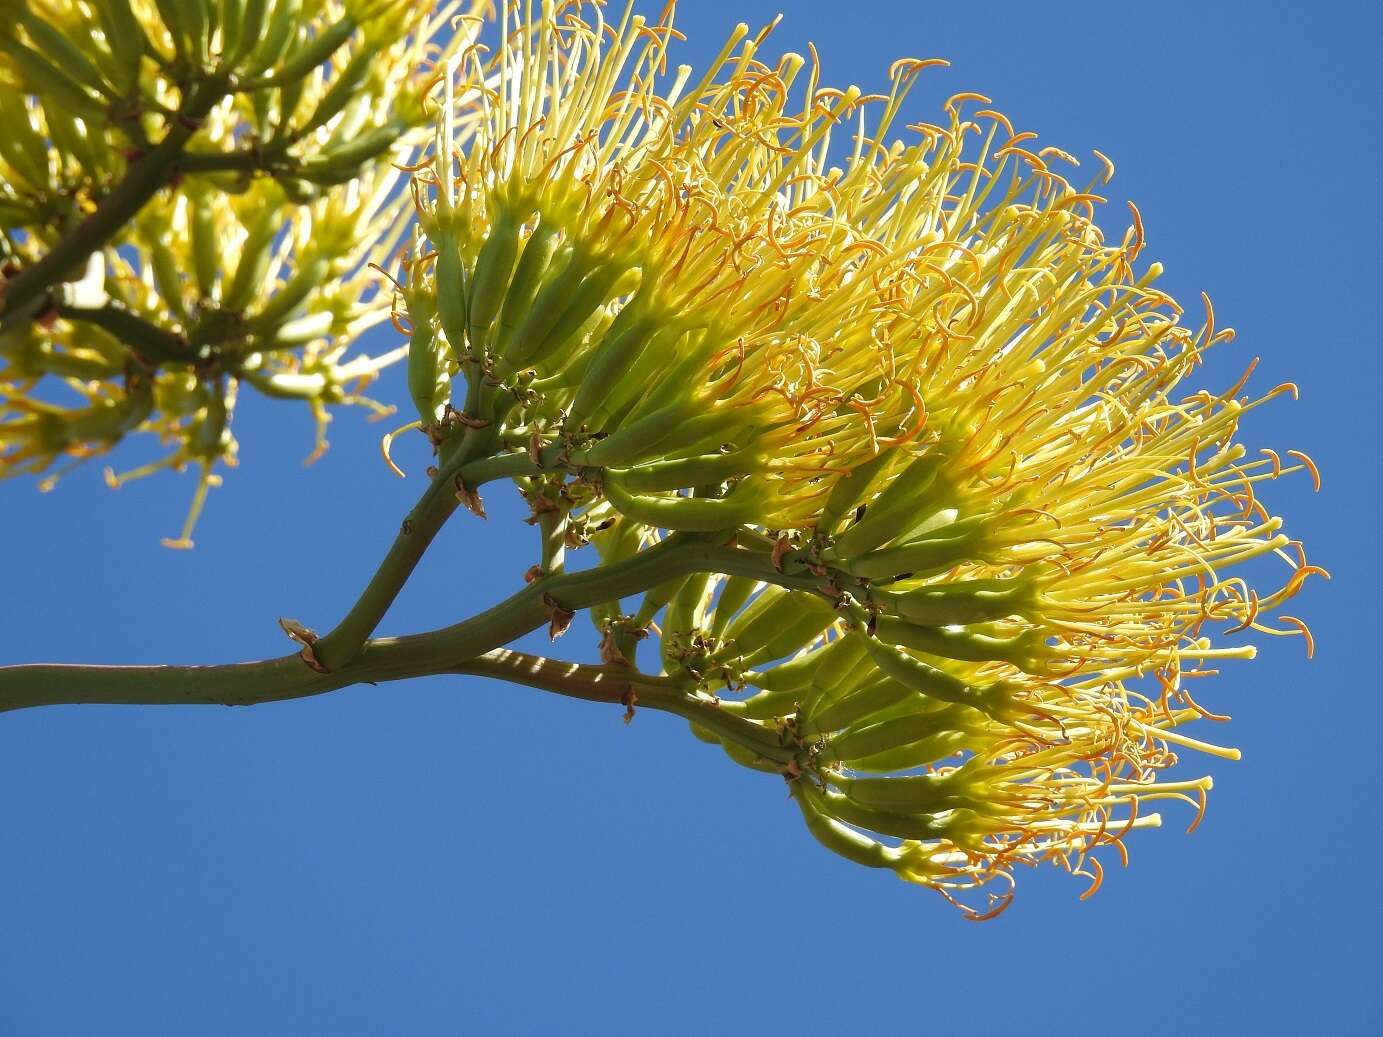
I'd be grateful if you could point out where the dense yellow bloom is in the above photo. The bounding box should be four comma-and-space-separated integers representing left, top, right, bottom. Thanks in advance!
407, 1, 1322, 915
410, 4, 939, 520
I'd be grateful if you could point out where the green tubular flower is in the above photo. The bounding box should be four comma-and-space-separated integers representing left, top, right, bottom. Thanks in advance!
402, 2, 1322, 915
0, 0, 480, 544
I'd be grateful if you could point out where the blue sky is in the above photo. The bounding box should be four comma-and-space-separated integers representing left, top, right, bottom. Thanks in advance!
2, 1, 1379, 1033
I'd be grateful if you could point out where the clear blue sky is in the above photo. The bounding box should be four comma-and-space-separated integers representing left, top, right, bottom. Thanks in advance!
2, 1, 1379, 1033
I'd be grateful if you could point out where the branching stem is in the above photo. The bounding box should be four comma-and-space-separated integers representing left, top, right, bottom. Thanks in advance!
0, 533, 699, 713
55, 303, 193, 366
311, 438, 541, 672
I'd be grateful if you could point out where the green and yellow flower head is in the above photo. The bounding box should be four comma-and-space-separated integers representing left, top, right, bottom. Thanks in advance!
0, 0, 1322, 913
405, 0, 1322, 916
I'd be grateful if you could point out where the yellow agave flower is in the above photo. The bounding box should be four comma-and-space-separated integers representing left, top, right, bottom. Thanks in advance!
408, 1, 1322, 916
0, 0, 476, 545
409, 2, 937, 525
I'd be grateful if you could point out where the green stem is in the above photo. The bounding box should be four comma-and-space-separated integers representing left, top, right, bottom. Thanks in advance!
0, 489, 844, 726
310, 447, 546, 673
537, 507, 567, 576
0, 641, 794, 773
692, 543, 828, 592
344, 534, 838, 681
354, 532, 705, 676
310, 464, 465, 673
0, 534, 705, 714
1, 77, 230, 325
459, 451, 543, 485
454, 649, 796, 763
0, 655, 360, 712
55, 303, 194, 366
178, 133, 317, 181
178, 142, 289, 175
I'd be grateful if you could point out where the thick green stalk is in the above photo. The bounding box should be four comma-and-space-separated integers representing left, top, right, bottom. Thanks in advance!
354, 533, 709, 678
455, 650, 797, 763
178, 139, 292, 175
0, 654, 372, 712
0, 460, 846, 727
309, 463, 465, 672
55, 303, 193, 366
310, 449, 543, 672
0, 645, 794, 774
0, 527, 711, 713
537, 508, 567, 575
0, 536, 715, 714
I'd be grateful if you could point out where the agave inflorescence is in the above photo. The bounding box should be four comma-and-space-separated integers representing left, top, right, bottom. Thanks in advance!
0, 0, 476, 545
0, 0, 1323, 916
396, 1, 1323, 916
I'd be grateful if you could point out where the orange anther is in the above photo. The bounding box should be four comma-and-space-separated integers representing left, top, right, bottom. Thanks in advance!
1078, 857, 1105, 900
1279, 615, 1315, 659
1286, 449, 1321, 491
1185, 785, 1209, 835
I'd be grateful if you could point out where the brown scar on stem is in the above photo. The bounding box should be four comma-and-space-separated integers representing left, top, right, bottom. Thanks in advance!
455, 476, 487, 517
543, 593, 574, 639
278, 617, 329, 673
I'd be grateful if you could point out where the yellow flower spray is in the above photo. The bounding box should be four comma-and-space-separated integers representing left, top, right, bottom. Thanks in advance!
0, 0, 479, 544
0, 0, 1323, 916
399, 0, 1323, 916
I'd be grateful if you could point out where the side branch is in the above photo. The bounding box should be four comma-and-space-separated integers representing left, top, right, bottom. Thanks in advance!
0, 529, 848, 718
307, 441, 833, 675
56, 303, 194, 366
309, 448, 544, 672
454, 649, 797, 763
0, 533, 706, 713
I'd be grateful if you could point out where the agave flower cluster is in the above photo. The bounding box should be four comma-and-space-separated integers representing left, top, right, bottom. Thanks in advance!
0, 0, 474, 544
400, 1, 1322, 915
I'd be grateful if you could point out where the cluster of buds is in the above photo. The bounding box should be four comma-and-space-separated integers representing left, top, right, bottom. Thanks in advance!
0, 0, 477, 544
404, 1, 1322, 914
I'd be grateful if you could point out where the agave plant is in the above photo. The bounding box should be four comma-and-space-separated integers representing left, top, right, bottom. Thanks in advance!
0, 1, 1323, 918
